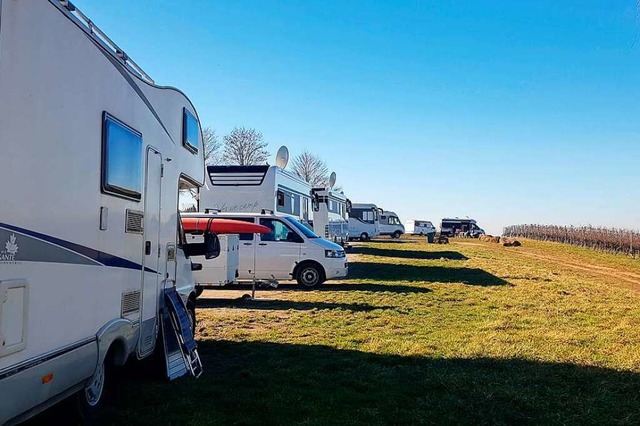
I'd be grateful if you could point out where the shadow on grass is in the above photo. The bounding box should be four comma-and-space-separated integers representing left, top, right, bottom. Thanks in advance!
202, 282, 433, 294
349, 262, 510, 286
33, 341, 640, 425
352, 246, 468, 261
197, 297, 393, 312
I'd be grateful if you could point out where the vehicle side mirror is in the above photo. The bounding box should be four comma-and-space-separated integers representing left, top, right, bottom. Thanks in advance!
183, 231, 220, 259
204, 232, 220, 260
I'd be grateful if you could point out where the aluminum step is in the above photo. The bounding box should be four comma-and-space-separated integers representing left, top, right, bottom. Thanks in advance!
161, 288, 203, 380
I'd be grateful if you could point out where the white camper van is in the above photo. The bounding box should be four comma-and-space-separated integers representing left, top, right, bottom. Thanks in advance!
182, 212, 348, 289
311, 188, 349, 246
405, 220, 436, 236
378, 210, 405, 239
348, 203, 380, 241
0, 1, 212, 422
200, 160, 313, 225
440, 218, 486, 238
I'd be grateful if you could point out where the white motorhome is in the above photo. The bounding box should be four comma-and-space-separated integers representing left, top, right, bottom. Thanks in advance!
311, 188, 349, 246
0, 1, 212, 422
378, 210, 405, 239
348, 203, 380, 241
200, 165, 313, 225
182, 212, 348, 289
405, 220, 437, 236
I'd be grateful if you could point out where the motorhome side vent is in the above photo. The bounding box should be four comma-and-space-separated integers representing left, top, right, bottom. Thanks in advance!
207, 165, 269, 186
125, 210, 144, 234
121, 291, 141, 316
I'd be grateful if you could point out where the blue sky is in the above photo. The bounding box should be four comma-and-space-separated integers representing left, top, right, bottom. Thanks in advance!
75, 0, 640, 235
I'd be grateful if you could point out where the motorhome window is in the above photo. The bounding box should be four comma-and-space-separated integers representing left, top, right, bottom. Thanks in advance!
303, 198, 309, 220
259, 219, 300, 243
182, 108, 200, 154
277, 191, 285, 207
102, 114, 142, 201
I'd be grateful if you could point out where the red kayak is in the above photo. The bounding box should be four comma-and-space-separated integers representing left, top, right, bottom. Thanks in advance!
181, 217, 270, 235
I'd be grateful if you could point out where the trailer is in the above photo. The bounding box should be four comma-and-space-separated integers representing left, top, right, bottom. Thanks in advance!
311, 187, 350, 245
0, 1, 214, 422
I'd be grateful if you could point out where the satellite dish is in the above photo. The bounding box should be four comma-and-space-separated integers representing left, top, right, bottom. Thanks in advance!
328, 171, 337, 188
275, 146, 289, 169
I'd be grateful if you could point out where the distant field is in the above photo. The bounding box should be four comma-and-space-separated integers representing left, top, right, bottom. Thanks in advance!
36, 238, 640, 425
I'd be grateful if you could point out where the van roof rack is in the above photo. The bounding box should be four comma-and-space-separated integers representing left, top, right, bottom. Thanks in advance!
57, 0, 154, 84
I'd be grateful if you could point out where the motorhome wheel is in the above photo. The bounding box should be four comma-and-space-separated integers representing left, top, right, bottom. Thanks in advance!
187, 300, 197, 336
392, 231, 402, 239
360, 232, 369, 241
296, 263, 324, 289
78, 356, 111, 420
195, 286, 204, 298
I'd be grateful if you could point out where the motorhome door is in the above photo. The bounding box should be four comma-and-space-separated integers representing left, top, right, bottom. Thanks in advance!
139, 147, 163, 357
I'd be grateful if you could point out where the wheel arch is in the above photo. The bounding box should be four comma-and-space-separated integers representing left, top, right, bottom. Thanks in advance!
96, 319, 137, 368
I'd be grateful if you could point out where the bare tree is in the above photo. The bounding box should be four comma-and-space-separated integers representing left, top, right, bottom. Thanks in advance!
291, 150, 329, 187
203, 127, 222, 165
222, 126, 269, 165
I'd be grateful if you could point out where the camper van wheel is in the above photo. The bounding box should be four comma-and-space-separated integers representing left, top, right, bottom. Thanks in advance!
359, 232, 369, 242
392, 231, 402, 239
296, 263, 325, 289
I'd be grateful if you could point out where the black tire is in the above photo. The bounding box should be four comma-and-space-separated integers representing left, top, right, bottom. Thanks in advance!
195, 286, 204, 298
187, 300, 197, 336
359, 233, 369, 242
77, 353, 113, 422
392, 231, 402, 239
296, 263, 325, 289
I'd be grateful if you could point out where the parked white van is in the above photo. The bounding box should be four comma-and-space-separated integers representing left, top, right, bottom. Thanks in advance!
405, 220, 437, 236
378, 210, 405, 239
182, 212, 348, 288
348, 203, 380, 241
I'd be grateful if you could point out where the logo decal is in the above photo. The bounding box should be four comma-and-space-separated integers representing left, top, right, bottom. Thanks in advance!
1, 233, 18, 262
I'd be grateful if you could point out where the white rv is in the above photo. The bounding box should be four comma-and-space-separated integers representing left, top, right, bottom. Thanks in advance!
311, 188, 349, 245
348, 203, 380, 241
405, 220, 436, 236
378, 210, 405, 239
200, 165, 313, 225
0, 1, 211, 422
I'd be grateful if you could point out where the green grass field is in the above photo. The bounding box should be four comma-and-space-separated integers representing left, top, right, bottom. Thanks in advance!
41, 238, 640, 425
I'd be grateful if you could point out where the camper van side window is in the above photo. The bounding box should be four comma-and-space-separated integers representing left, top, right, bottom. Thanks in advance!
182, 108, 200, 154
277, 190, 285, 207
102, 113, 142, 201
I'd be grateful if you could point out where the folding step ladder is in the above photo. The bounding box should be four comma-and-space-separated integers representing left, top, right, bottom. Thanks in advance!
161, 287, 203, 380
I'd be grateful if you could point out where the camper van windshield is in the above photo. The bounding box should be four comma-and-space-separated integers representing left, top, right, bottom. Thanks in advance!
284, 217, 319, 238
